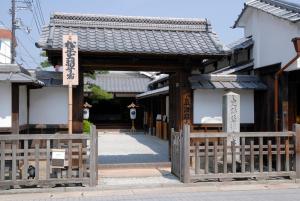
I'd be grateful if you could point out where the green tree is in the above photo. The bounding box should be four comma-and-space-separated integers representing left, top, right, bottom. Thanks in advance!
84, 84, 113, 100
40, 51, 51, 68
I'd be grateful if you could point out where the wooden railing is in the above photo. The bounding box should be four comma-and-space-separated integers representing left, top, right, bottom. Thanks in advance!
0, 125, 98, 188
171, 124, 300, 183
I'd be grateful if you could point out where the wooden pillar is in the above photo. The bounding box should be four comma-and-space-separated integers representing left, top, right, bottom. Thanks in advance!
26, 86, 30, 133
72, 71, 84, 133
11, 84, 19, 134
181, 124, 190, 183
295, 124, 300, 178
282, 73, 289, 131
169, 70, 192, 132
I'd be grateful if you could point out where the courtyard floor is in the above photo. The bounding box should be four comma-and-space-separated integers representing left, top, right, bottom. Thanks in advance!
98, 131, 169, 164
97, 130, 178, 187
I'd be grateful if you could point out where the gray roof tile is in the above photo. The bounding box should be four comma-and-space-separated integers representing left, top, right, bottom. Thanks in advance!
234, 0, 300, 28
84, 72, 151, 93
38, 13, 226, 56
189, 74, 267, 90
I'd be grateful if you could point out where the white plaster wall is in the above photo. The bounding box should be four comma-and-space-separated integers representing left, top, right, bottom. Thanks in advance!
19, 85, 27, 126
243, 8, 300, 70
29, 87, 68, 124
0, 83, 11, 127
193, 89, 254, 124
0, 39, 11, 64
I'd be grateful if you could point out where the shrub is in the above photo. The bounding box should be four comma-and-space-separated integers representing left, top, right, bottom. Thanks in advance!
83, 120, 91, 134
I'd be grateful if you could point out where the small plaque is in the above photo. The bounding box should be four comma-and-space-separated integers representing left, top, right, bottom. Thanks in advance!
51, 149, 66, 168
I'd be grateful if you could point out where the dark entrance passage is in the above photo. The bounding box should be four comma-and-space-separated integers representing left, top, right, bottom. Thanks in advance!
289, 70, 300, 129
84, 71, 150, 129
87, 97, 143, 129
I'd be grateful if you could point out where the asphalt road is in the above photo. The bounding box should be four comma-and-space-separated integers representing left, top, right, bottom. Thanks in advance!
1, 185, 300, 201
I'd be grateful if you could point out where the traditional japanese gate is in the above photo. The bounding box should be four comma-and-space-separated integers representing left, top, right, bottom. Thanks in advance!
36, 13, 226, 185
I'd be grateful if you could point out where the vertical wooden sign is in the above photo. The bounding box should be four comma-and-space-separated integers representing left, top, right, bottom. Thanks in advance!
63, 34, 78, 86
63, 34, 78, 134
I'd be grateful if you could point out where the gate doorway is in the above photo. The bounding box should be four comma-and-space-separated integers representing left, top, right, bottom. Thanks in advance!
38, 13, 226, 185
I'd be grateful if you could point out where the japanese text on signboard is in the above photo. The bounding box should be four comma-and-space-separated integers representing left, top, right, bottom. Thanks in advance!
63, 34, 78, 85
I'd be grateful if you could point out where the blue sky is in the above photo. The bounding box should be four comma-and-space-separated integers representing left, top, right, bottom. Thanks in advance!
0, 0, 298, 68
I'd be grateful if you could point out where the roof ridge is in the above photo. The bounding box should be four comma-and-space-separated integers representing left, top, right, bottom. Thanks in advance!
52, 12, 208, 25
257, 0, 300, 13
234, 0, 300, 28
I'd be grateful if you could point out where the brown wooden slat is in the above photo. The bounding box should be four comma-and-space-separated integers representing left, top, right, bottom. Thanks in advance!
223, 138, 227, 174
0, 141, 5, 180
268, 140, 272, 172
205, 138, 209, 174
285, 139, 290, 171
231, 140, 236, 173
68, 140, 72, 178
35, 144, 39, 180
190, 132, 295, 138
46, 140, 50, 179
195, 142, 200, 175
23, 140, 28, 180
214, 141, 218, 174
259, 137, 263, 172
276, 137, 281, 171
0, 134, 90, 141
250, 140, 254, 173
12, 144, 17, 182
241, 137, 245, 173
78, 143, 83, 178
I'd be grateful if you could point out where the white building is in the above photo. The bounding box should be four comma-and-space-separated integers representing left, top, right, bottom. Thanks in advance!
234, 0, 300, 70
233, 0, 300, 131
0, 64, 42, 133
0, 29, 12, 64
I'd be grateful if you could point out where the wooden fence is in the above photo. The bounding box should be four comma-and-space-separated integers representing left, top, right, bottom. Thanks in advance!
0, 125, 98, 188
171, 124, 300, 183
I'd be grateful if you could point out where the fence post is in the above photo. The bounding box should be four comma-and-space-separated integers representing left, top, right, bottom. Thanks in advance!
181, 124, 190, 183
295, 124, 300, 179
89, 125, 98, 186
171, 128, 174, 174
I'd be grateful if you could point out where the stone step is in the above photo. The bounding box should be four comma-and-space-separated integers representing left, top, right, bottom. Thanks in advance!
98, 162, 171, 169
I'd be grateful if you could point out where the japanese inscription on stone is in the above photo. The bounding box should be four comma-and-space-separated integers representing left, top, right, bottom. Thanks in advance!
223, 91, 240, 133
63, 34, 78, 85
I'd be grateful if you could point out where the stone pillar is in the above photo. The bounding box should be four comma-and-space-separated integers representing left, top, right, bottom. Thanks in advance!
222, 91, 240, 162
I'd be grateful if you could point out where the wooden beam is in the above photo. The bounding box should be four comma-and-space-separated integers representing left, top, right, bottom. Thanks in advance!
11, 84, 19, 134
47, 50, 214, 72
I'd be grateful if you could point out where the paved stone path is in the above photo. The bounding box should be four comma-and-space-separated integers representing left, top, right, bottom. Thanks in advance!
1, 184, 300, 201
99, 167, 180, 187
98, 132, 169, 164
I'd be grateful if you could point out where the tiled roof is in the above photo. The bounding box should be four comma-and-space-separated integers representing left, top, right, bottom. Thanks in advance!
0, 64, 43, 85
33, 70, 63, 86
37, 13, 226, 56
84, 72, 151, 93
189, 74, 267, 90
212, 61, 254, 75
234, 0, 300, 28
226, 37, 253, 50
136, 86, 169, 99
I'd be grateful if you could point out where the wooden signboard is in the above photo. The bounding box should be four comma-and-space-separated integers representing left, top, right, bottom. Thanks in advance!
63, 34, 79, 86
62, 34, 78, 135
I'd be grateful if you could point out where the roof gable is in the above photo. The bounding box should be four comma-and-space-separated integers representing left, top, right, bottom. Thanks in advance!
37, 13, 226, 56
234, 0, 300, 28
